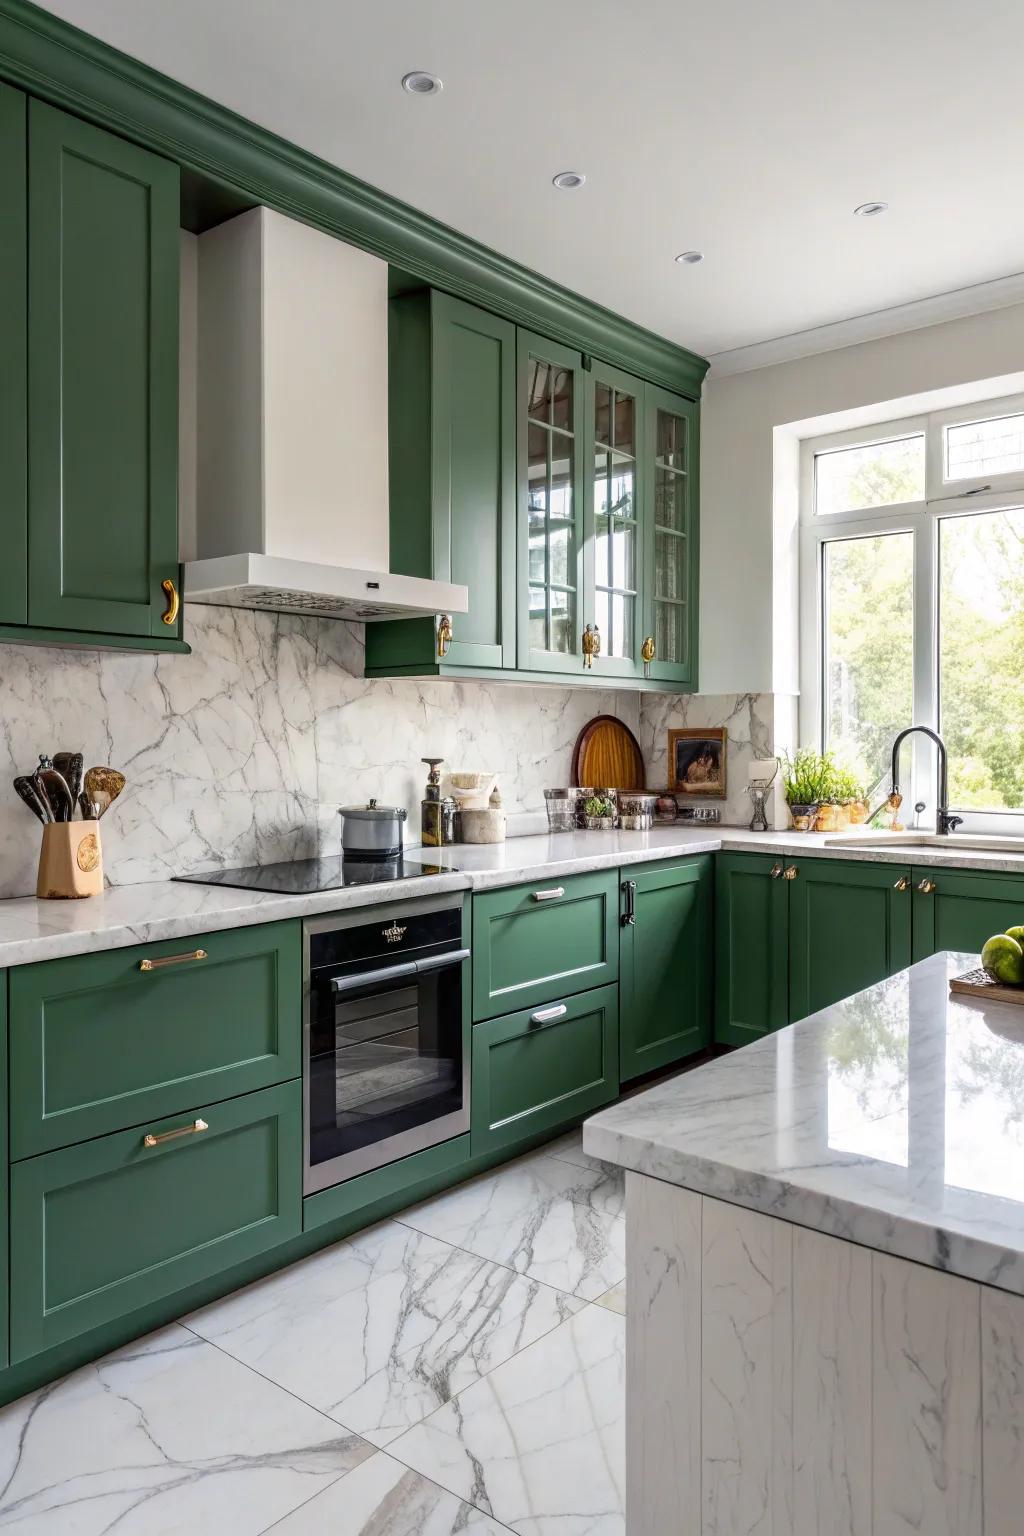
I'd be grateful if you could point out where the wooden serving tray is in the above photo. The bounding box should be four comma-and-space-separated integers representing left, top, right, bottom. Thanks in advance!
950, 967, 1024, 1006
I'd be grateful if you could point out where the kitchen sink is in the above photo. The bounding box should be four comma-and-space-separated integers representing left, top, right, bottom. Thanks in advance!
825, 832, 1024, 854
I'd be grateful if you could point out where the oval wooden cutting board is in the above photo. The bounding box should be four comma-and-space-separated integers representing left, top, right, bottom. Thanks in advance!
571, 715, 646, 791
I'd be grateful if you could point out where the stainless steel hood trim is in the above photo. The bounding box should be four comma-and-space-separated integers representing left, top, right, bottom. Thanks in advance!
183, 552, 469, 622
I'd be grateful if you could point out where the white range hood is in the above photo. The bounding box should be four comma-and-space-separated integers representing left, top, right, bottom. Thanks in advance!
185, 207, 467, 623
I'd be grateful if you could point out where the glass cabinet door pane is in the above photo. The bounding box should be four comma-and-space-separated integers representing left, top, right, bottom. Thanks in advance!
526, 360, 550, 422
613, 392, 635, 458
655, 601, 686, 663
550, 433, 573, 519
595, 382, 612, 446
610, 593, 634, 658
529, 585, 547, 649
656, 409, 686, 470
550, 587, 573, 653
551, 368, 573, 432
655, 466, 684, 531
655, 528, 686, 601
524, 347, 580, 662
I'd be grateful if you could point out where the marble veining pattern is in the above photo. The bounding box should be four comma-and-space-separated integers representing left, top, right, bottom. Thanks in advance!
638, 689, 779, 826
586, 951, 1024, 1296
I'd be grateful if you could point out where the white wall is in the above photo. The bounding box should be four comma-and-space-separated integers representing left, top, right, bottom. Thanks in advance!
699, 299, 1024, 696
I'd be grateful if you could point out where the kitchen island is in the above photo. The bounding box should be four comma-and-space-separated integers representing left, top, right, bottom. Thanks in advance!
585, 951, 1024, 1535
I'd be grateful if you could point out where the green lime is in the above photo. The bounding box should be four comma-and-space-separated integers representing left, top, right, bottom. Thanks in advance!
982, 933, 1024, 986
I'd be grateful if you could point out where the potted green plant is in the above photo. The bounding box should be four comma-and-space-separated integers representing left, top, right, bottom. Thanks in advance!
583, 794, 616, 830
781, 749, 832, 831
830, 765, 868, 829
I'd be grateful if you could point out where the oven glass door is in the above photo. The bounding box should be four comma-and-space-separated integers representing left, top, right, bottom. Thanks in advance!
307, 954, 466, 1190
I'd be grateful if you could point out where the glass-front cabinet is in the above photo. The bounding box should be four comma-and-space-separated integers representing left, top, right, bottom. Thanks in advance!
517, 333, 585, 674
643, 383, 698, 686
586, 362, 644, 679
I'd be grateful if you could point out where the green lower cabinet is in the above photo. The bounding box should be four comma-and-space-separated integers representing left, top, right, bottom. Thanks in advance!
10, 1080, 301, 1363
0, 977, 8, 1370
619, 856, 712, 1081
9, 920, 301, 1157
471, 870, 618, 1020
715, 852, 790, 1046
789, 858, 912, 1021
471, 984, 618, 1157
911, 867, 1024, 963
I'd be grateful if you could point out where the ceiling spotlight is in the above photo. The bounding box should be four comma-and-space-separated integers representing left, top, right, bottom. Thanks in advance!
675, 250, 704, 265
552, 171, 586, 190
854, 201, 888, 217
401, 71, 443, 95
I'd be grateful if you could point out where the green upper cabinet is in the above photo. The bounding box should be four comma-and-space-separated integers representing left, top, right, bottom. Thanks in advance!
642, 385, 699, 687
619, 857, 712, 1082
517, 332, 586, 675
583, 361, 645, 681
0, 84, 27, 630
365, 290, 517, 675
25, 100, 182, 645
789, 858, 912, 1022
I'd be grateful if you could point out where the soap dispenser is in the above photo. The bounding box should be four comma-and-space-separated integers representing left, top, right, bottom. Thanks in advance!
421, 757, 444, 846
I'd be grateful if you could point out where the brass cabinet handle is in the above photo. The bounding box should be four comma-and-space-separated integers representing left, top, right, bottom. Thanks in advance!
581, 623, 601, 669
436, 614, 453, 658
532, 887, 565, 902
641, 636, 655, 678
139, 947, 208, 972
769, 862, 784, 879
917, 878, 937, 894
530, 1003, 568, 1027
161, 577, 180, 626
783, 865, 798, 880
143, 1117, 208, 1148
894, 875, 911, 892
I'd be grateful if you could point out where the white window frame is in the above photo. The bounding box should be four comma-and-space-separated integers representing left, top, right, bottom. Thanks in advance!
799, 394, 1024, 833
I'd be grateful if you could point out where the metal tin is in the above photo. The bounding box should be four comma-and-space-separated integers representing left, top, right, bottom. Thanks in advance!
617, 792, 657, 831
339, 798, 407, 858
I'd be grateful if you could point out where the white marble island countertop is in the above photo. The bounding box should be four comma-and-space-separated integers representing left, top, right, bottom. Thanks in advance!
586, 951, 1024, 1296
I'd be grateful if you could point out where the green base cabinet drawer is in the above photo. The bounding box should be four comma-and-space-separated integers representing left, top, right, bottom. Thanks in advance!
471, 871, 618, 1020
620, 856, 712, 1083
9, 920, 301, 1158
10, 1080, 301, 1363
471, 983, 619, 1157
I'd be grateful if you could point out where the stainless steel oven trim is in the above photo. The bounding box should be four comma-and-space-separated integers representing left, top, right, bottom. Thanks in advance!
302, 893, 469, 1197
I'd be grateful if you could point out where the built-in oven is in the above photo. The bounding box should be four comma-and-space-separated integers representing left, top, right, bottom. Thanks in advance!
303, 896, 470, 1195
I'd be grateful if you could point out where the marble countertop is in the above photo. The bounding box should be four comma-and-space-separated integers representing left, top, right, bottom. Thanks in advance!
585, 951, 1024, 1296
1, 823, 1024, 969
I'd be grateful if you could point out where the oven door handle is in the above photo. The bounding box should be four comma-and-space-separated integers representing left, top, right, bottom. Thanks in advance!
329, 947, 470, 994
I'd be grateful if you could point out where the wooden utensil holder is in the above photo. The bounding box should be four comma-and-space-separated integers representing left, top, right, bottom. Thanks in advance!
36, 822, 104, 899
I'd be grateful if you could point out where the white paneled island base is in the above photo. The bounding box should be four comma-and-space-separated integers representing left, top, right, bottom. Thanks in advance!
626, 1175, 1023, 1535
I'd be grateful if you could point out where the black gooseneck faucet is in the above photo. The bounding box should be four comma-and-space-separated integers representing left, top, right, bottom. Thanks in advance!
890, 726, 963, 836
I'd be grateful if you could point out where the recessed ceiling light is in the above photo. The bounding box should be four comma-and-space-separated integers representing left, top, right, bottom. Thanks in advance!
552, 171, 586, 190
401, 70, 443, 96
675, 250, 704, 265
853, 201, 888, 217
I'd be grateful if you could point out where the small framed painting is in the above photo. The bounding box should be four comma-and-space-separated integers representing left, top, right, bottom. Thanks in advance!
668, 727, 727, 797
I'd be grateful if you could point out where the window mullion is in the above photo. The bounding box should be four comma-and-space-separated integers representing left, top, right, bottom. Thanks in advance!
910, 513, 938, 817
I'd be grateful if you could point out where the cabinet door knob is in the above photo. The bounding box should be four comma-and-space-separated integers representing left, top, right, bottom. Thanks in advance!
783, 865, 798, 880
917, 878, 937, 894
894, 875, 911, 892
769, 862, 784, 879
436, 614, 453, 658
161, 577, 180, 626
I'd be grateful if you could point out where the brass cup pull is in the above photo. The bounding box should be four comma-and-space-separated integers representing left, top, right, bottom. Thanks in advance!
917, 878, 937, 894
782, 865, 798, 880
894, 875, 911, 892
769, 862, 784, 879
641, 635, 655, 678
161, 577, 180, 626
139, 947, 208, 972
532, 887, 565, 902
143, 1117, 208, 1148
436, 614, 453, 659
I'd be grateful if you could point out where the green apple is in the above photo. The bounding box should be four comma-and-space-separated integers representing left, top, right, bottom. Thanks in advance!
982, 933, 1024, 986
1006, 926, 1024, 947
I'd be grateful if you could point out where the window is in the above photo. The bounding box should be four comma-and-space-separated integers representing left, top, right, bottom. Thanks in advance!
800, 393, 1024, 830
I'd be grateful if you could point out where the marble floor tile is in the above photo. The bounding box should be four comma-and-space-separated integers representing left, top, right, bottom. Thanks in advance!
542, 1128, 614, 1174
187, 1219, 583, 1446
0, 1324, 371, 1535
398, 1154, 626, 1302
593, 1282, 626, 1315
264, 1451, 515, 1534
388, 1304, 625, 1536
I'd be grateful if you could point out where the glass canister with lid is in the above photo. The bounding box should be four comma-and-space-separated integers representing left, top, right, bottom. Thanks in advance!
617, 792, 658, 831
544, 787, 594, 832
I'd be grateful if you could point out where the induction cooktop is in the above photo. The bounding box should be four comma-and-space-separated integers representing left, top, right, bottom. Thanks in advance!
174, 853, 456, 895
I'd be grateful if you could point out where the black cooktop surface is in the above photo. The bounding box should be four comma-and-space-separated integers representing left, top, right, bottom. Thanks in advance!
174, 854, 455, 895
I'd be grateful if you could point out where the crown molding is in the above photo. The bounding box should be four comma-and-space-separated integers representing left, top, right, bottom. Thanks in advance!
0, 0, 709, 399
707, 271, 1024, 379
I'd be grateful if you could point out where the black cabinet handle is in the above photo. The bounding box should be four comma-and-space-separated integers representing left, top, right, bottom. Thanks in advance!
621, 879, 637, 926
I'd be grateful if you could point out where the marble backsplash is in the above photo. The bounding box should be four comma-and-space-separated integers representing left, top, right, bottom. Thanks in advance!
0, 609, 780, 899
638, 691, 784, 829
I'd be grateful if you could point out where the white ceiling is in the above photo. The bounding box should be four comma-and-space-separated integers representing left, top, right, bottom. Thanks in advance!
39, 0, 1024, 361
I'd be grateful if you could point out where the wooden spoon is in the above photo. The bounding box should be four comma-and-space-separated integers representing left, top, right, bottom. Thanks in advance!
84, 766, 126, 819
